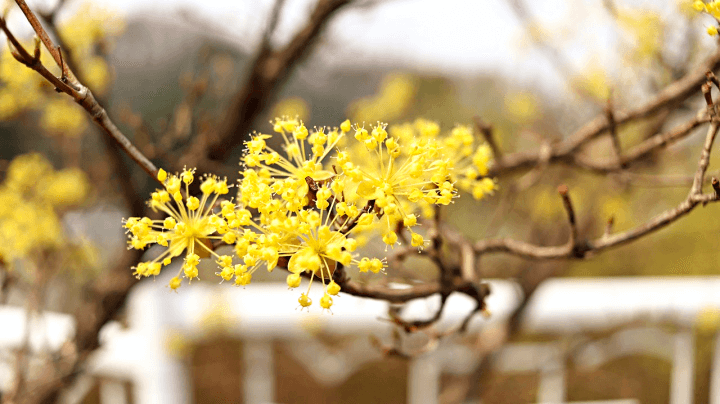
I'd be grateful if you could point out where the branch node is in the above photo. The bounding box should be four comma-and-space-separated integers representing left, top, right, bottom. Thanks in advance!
57, 45, 67, 82
558, 184, 579, 251
604, 216, 614, 238
707, 71, 720, 91
32, 35, 40, 62
702, 82, 714, 117
605, 98, 624, 168
473, 116, 502, 163
7, 40, 24, 64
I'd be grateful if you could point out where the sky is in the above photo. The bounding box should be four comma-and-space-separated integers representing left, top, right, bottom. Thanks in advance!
16, 0, 718, 95
50, 0, 554, 82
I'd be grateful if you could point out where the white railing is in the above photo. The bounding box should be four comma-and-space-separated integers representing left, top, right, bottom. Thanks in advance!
2, 276, 720, 403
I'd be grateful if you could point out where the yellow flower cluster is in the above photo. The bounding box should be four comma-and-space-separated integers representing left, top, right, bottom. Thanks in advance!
694, 1, 720, 35
0, 46, 44, 120
0, 153, 89, 265
386, 119, 497, 201
124, 169, 233, 286
40, 99, 88, 137
126, 117, 496, 311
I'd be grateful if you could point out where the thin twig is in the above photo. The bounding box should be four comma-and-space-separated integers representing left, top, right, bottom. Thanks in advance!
603, 216, 614, 238
692, 119, 720, 195
15, 0, 77, 85
473, 116, 502, 164
605, 97, 623, 168
557, 184, 579, 252
571, 112, 708, 173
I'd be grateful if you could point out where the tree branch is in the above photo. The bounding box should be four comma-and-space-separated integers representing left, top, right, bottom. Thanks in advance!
473, 117, 720, 260
572, 112, 709, 173
6, 1, 161, 184
488, 46, 720, 177
185, 0, 354, 167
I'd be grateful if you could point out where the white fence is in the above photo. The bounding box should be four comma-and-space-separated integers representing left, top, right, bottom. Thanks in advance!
3, 276, 720, 403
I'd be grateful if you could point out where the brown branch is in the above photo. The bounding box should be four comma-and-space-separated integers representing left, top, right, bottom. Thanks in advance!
473, 116, 502, 164
389, 293, 450, 332
37, 7, 82, 88
473, 119, 720, 260
14, 0, 76, 85
557, 185, 578, 247
488, 46, 720, 177
609, 170, 720, 188
326, 263, 489, 313
0, 18, 72, 93
385, 205, 457, 331
603, 216, 614, 238
572, 112, 709, 173
339, 277, 439, 303
3, 3, 161, 185
35, 3, 145, 215
4, 3, 156, 402
605, 98, 623, 168
692, 119, 720, 195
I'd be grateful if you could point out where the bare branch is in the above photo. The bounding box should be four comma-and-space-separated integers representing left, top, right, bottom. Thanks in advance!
488, 47, 720, 177
4, 2, 161, 184
603, 216, 614, 238
557, 184, 579, 251
691, 120, 720, 195
605, 97, 623, 168
573, 112, 709, 173
473, 116, 720, 260
15, 0, 77, 85
473, 116, 502, 163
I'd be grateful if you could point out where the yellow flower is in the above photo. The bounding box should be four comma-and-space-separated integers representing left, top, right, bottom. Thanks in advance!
265, 177, 381, 309
342, 122, 456, 246
0, 153, 90, 264
617, 8, 663, 60
128, 118, 499, 311
124, 168, 233, 288
272, 97, 310, 121
504, 92, 538, 123
439, 125, 498, 200
245, 119, 342, 181
573, 66, 611, 101
41, 168, 90, 207
81, 56, 111, 94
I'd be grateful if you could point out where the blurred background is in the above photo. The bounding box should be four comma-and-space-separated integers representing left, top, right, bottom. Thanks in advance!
2, 0, 720, 403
